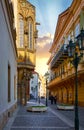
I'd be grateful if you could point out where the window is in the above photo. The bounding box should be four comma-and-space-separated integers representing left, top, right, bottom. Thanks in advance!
71, 31, 74, 42
75, 24, 80, 37
31, 87, 33, 91
8, 65, 11, 102
65, 37, 68, 44
68, 34, 70, 41
28, 18, 33, 49
19, 15, 24, 47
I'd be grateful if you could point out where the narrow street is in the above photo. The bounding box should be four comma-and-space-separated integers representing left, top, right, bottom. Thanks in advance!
3, 99, 84, 130
0, 1, 84, 130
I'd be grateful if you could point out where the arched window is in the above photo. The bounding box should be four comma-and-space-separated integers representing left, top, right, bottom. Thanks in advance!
75, 23, 80, 37
28, 18, 33, 49
19, 14, 24, 47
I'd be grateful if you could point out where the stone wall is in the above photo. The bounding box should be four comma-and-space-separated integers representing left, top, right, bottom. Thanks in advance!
0, 103, 17, 130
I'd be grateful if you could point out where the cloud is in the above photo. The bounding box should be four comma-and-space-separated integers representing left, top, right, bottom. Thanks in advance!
37, 33, 53, 47
36, 33, 53, 58
35, 33, 53, 75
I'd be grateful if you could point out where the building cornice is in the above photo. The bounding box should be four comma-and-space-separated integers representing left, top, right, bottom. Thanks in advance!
49, 0, 82, 53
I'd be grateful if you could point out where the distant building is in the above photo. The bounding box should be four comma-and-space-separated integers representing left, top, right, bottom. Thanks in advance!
30, 71, 39, 99
40, 75, 46, 98
0, 0, 17, 129
47, 0, 84, 106
30, 72, 46, 100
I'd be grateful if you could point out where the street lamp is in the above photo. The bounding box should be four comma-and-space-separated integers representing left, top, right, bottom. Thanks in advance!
44, 72, 49, 106
38, 81, 41, 104
46, 79, 48, 106
67, 29, 84, 130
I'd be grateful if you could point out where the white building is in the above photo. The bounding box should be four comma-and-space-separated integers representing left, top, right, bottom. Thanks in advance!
0, 0, 17, 129
30, 71, 39, 100
39, 75, 46, 98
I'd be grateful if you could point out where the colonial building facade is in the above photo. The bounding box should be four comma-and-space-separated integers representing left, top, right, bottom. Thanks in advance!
16, 0, 37, 104
0, 0, 17, 129
47, 0, 84, 106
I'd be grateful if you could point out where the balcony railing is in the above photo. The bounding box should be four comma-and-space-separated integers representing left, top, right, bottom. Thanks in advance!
49, 63, 84, 88
50, 44, 68, 69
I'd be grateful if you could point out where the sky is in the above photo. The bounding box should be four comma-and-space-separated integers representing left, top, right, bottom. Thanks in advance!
28, 0, 73, 76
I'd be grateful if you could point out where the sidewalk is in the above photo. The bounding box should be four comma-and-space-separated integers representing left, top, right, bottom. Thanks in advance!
41, 99, 84, 130
3, 99, 84, 130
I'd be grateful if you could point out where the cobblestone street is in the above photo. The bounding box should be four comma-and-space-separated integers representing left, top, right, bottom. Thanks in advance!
3, 99, 84, 130
11, 108, 73, 130
3, 100, 74, 130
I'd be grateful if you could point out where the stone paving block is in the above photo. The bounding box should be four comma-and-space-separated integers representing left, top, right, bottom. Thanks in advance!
3, 102, 76, 130
10, 105, 74, 130
11, 127, 74, 130
12, 116, 69, 127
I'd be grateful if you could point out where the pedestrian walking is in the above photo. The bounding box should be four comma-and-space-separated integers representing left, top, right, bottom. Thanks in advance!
50, 95, 54, 104
54, 95, 57, 104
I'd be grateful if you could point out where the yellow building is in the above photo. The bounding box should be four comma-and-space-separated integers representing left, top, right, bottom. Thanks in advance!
16, 0, 38, 104
47, 0, 84, 106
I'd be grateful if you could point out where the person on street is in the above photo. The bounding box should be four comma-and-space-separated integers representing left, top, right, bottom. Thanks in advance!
54, 95, 57, 104
50, 95, 54, 104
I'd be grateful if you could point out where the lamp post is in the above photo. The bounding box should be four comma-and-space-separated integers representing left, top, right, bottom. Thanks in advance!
44, 72, 49, 106
67, 29, 84, 130
46, 79, 48, 106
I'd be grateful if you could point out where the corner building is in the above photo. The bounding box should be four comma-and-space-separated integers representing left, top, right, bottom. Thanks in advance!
47, 0, 84, 106
16, 0, 37, 104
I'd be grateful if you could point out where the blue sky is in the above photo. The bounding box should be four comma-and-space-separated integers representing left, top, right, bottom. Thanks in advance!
28, 0, 73, 75
28, 0, 73, 36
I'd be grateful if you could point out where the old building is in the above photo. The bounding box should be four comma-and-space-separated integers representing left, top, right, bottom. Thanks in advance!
47, 0, 84, 106
0, 0, 17, 129
30, 71, 39, 100
16, 0, 37, 105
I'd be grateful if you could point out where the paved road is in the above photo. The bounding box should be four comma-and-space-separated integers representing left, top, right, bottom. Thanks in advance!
3, 99, 84, 130
41, 99, 84, 130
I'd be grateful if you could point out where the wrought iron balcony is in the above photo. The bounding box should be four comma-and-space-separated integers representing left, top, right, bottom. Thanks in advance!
50, 44, 68, 69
